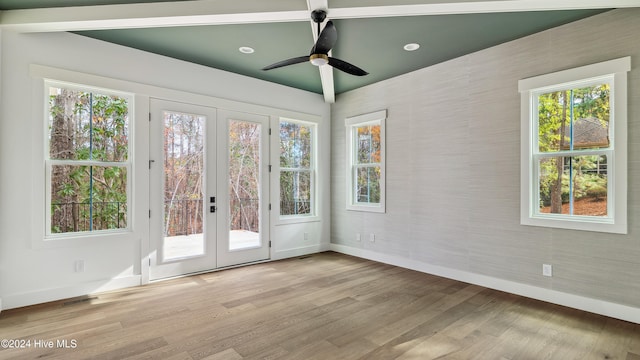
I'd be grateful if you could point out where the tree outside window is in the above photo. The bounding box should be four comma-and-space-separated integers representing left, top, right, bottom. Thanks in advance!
345, 110, 386, 213
280, 120, 314, 217
355, 124, 381, 204
537, 84, 610, 217
519, 57, 629, 233
47, 84, 131, 235
228, 120, 261, 233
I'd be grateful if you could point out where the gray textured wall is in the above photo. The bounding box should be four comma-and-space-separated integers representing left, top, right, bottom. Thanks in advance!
331, 8, 640, 308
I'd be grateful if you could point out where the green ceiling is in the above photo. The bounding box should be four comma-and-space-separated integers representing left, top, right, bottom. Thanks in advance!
0, 0, 608, 95
0, 0, 190, 9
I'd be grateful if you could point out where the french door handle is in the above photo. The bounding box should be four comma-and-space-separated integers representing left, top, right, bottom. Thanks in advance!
210, 206, 217, 213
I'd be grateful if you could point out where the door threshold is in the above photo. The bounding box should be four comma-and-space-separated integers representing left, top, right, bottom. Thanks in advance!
149, 258, 271, 283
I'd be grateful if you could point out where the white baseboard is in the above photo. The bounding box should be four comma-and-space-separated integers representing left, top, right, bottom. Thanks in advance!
272, 243, 330, 261
330, 244, 640, 324
2, 275, 142, 310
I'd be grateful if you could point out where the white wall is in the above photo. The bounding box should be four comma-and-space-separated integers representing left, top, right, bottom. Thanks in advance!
0, 30, 330, 310
330, 8, 640, 323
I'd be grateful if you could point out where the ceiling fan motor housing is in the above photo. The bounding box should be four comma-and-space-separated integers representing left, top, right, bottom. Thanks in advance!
310, 54, 329, 66
311, 9, 327, 23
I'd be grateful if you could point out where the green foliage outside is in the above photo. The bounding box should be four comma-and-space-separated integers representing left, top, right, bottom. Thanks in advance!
228, 120, 261, 231
537, 84, 609, 215
355, 124, 381, 204
163, 112, 204, 237
280, 121, 312, 216
49, 88, 129, 233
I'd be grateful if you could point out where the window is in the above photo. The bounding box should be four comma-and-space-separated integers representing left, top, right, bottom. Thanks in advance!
279, 119, 315, 217
46, 82, 132, 236
519, 57, 629, 234
345, 110, 386, 213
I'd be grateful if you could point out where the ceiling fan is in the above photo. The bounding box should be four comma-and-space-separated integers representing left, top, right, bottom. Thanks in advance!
262, 10, 368, 76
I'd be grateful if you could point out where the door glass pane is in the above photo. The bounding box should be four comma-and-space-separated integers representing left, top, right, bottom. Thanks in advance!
163, 111, 205, 261
228, 120, 261, 251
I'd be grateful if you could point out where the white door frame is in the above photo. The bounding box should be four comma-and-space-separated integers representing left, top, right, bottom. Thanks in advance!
148, 101, 272, 280
216, 109, 271, 268
149, 98, 218, 280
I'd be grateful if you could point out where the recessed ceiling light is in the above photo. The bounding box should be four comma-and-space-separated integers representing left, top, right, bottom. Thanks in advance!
239, 46, 255, 54
403, 43, 420, 52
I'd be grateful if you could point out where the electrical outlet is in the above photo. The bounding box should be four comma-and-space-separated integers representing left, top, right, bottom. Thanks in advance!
75, 260, 85, 273
356, 233, 361, 242
542, 264, 552, 277
370, 234, 375, 242
304, 232, 309, 241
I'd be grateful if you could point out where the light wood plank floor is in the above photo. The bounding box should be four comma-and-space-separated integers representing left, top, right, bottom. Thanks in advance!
1, 252, 640, 359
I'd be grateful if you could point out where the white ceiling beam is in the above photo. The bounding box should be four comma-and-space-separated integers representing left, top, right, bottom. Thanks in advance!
307, 0, 335, 103
318, 63, 335, 103
0, 11, 310, 32
0, 0, 310, 32
4, 0, 637, 33
328, 0, 640, 19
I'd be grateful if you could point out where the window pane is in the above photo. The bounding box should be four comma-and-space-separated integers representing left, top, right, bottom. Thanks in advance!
229, 120, 261, 250
537, 84, 610, 153
280, 121, 311, 168
163, 112, 204, 238
51, 165, 127, 233
538, 155, 607, 216
49, 87, 129, 162
280, 170, 311, 216
356, 166, 381, 204
356, 124, 381, 164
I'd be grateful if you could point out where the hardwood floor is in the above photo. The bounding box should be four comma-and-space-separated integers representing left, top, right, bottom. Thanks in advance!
1, 252, 640, 359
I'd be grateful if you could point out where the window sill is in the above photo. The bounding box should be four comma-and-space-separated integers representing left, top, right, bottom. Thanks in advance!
276, 215, 321, 226
35, 230, 135, 249
347, 204, 386, 213
521, 215, 626, 234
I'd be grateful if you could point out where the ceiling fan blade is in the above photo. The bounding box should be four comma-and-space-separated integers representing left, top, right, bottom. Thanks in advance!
328, 57, 369, 76
311, 21, 337, 55
262, 56, 309, 71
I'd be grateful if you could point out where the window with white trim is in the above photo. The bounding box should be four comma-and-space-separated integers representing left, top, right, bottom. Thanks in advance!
519, 57, 629, 234
346, 110, 386, 213
46, 81, 132, 236
279, 119, 315, 217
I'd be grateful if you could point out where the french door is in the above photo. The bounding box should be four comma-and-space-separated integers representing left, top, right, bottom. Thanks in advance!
149, 100, 270, 280
149, 99, 217, 280
216, 110, 270, 268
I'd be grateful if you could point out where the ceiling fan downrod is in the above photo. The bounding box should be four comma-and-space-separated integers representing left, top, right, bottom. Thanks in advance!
311, 9, 327, 36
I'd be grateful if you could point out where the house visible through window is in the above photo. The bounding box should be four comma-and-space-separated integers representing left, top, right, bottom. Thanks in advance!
519, 57, 629, 234
346, 110, 386, 213
279, 119, 315, 217
46, 83, 131, 235
537, 85, 610, 216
